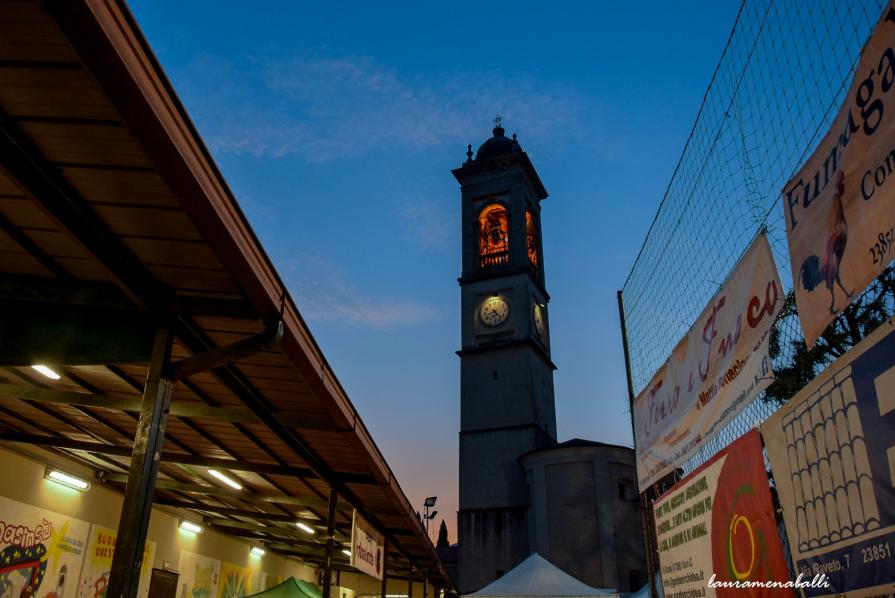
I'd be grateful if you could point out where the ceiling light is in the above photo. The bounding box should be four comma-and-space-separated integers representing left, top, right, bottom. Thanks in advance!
45, 467, 89, 491
342, 549, 352, 557
251, 546, 266, 557
32, 365, 61, 380
179, 520, 203, 534
296, 522, 315, 535
208, 469, 242, 490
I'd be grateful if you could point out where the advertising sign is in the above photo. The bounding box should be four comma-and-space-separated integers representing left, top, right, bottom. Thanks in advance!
77, 524, 156, 598
763, 319, 895, 597
782, 2, 895, 346
654, 430, 792, 598
0, 495, 90, 598
633, 234, 784, 489
350, 510, 384, 581
217, 561, 257, 598
178, 550, 220, 598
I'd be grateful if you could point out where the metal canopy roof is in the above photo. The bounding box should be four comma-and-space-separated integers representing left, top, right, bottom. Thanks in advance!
0, 0, 450, 587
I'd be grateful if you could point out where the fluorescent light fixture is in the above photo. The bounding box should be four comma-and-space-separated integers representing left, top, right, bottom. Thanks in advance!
208, 469, 242, 490
32, 365, 61, 380
45, 467, 89, 491
342, 549, 352, 557
179, 520, 203, 534
250, 546, 266, 557
295, 522, 315, 535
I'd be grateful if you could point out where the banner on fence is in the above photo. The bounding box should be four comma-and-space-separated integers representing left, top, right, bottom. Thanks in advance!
763, 318, 895, 598
633, 233, 783, 489
782, 2, 895, 346
654, 430, 791, 598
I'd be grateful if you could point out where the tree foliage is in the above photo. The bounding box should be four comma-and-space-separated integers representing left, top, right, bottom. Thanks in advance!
436, 519, 449, 548
765, 267, 895, 404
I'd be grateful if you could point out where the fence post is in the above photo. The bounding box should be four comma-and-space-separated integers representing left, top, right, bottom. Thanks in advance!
617, 290, 659, 598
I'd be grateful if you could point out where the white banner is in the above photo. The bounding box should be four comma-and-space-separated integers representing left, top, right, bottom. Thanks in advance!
763, 318, 895, 598
783, 2, 895, 346
633, 233, 783, 489
350, 510, 384, 581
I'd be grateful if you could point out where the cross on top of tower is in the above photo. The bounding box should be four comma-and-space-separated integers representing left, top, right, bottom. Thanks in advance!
493, 115, 502, 129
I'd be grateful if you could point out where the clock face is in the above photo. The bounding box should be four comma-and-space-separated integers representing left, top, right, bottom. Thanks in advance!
479, 296, 510, 327
533, 303, 546, 338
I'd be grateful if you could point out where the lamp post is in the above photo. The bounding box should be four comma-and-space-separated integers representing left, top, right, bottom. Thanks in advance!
423, 496, 438, 539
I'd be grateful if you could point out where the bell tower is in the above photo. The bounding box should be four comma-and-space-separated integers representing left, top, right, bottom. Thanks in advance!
453, 121, 557, 593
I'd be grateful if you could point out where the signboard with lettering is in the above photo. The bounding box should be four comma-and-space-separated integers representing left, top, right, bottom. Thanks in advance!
782, 2, 895, 346
633, 233, 784, 489
763, 319, 895, 597
350, 510, 384, 581
77, 524, 156, 598
654, 430, 792, 598
0, 494, 91, 598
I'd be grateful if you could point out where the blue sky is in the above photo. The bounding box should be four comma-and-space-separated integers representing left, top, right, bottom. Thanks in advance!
128, 0, 741, 540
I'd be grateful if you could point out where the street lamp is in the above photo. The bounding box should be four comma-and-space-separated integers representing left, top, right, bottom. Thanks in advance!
422, 496, 438, 538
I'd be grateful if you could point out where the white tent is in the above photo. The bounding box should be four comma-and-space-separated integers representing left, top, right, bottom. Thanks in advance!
464, 553, 619, 598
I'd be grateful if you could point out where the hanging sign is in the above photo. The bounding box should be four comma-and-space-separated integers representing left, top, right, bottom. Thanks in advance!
763, 319, 895, 597
633, 233, 784, 489
350, 510, 384, 581
782, 1, 895, 346
654, 430, 793, 598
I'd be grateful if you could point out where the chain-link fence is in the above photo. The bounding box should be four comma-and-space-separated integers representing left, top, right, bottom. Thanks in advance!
620, 0, 892, 591
622, 0, 888, 473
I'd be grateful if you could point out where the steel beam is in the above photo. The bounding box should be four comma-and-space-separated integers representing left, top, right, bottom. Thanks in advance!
322, 489, 338, 598
167, 318, 283, 381
107, 329, 174, 598
102, 474, 332, 508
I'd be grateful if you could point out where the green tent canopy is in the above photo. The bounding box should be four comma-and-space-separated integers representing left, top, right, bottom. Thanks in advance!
248, 577, 324, 598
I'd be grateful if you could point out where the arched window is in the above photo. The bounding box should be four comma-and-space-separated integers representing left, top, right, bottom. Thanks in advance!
526, 210, 539, 267
479, 204, 509, 267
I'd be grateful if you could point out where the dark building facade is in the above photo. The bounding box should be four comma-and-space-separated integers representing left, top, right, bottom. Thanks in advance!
452, 125, 644, 593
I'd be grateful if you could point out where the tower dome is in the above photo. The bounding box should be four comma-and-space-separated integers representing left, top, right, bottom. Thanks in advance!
475, 125, 520, 161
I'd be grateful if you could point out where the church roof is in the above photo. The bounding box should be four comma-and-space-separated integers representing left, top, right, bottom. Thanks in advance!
475, 126, 521, 161
518, 438, 634, 462
464, 553, 618, 598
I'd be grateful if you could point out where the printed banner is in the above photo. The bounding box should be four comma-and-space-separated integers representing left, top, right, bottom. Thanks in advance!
633, 234, 783, 489
0, 495, 91, 598
77, 524, 156, 598
763, 319, 895, 597
178, 550, 220, 598
782, 2, 895, 346
654, 431, 792, 598
350, 510, 384, 580
261, 573, 285, 591
217, 561, 257, 598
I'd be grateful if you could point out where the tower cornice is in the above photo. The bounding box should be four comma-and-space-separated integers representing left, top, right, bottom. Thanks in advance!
451, 151, 548, 200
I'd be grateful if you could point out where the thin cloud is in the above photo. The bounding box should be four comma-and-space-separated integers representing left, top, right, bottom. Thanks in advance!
175, 53, 586, 162
283, 256, 440, 329
395, 194, 454, 251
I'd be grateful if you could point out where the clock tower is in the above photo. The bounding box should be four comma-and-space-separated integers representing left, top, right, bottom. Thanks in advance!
453, 122, 557, 593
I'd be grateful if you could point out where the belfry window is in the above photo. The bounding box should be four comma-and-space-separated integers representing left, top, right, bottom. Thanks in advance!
526, 210, 539, 267
479, 204, 509, 268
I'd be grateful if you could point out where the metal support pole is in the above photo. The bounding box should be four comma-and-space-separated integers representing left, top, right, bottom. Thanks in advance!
617, 291, 658, 598
322, 488, 338, 598
106, 329, 174, 598
408, 569, 414, 598
423, 575, 429, 598
380, 539, 389, 598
